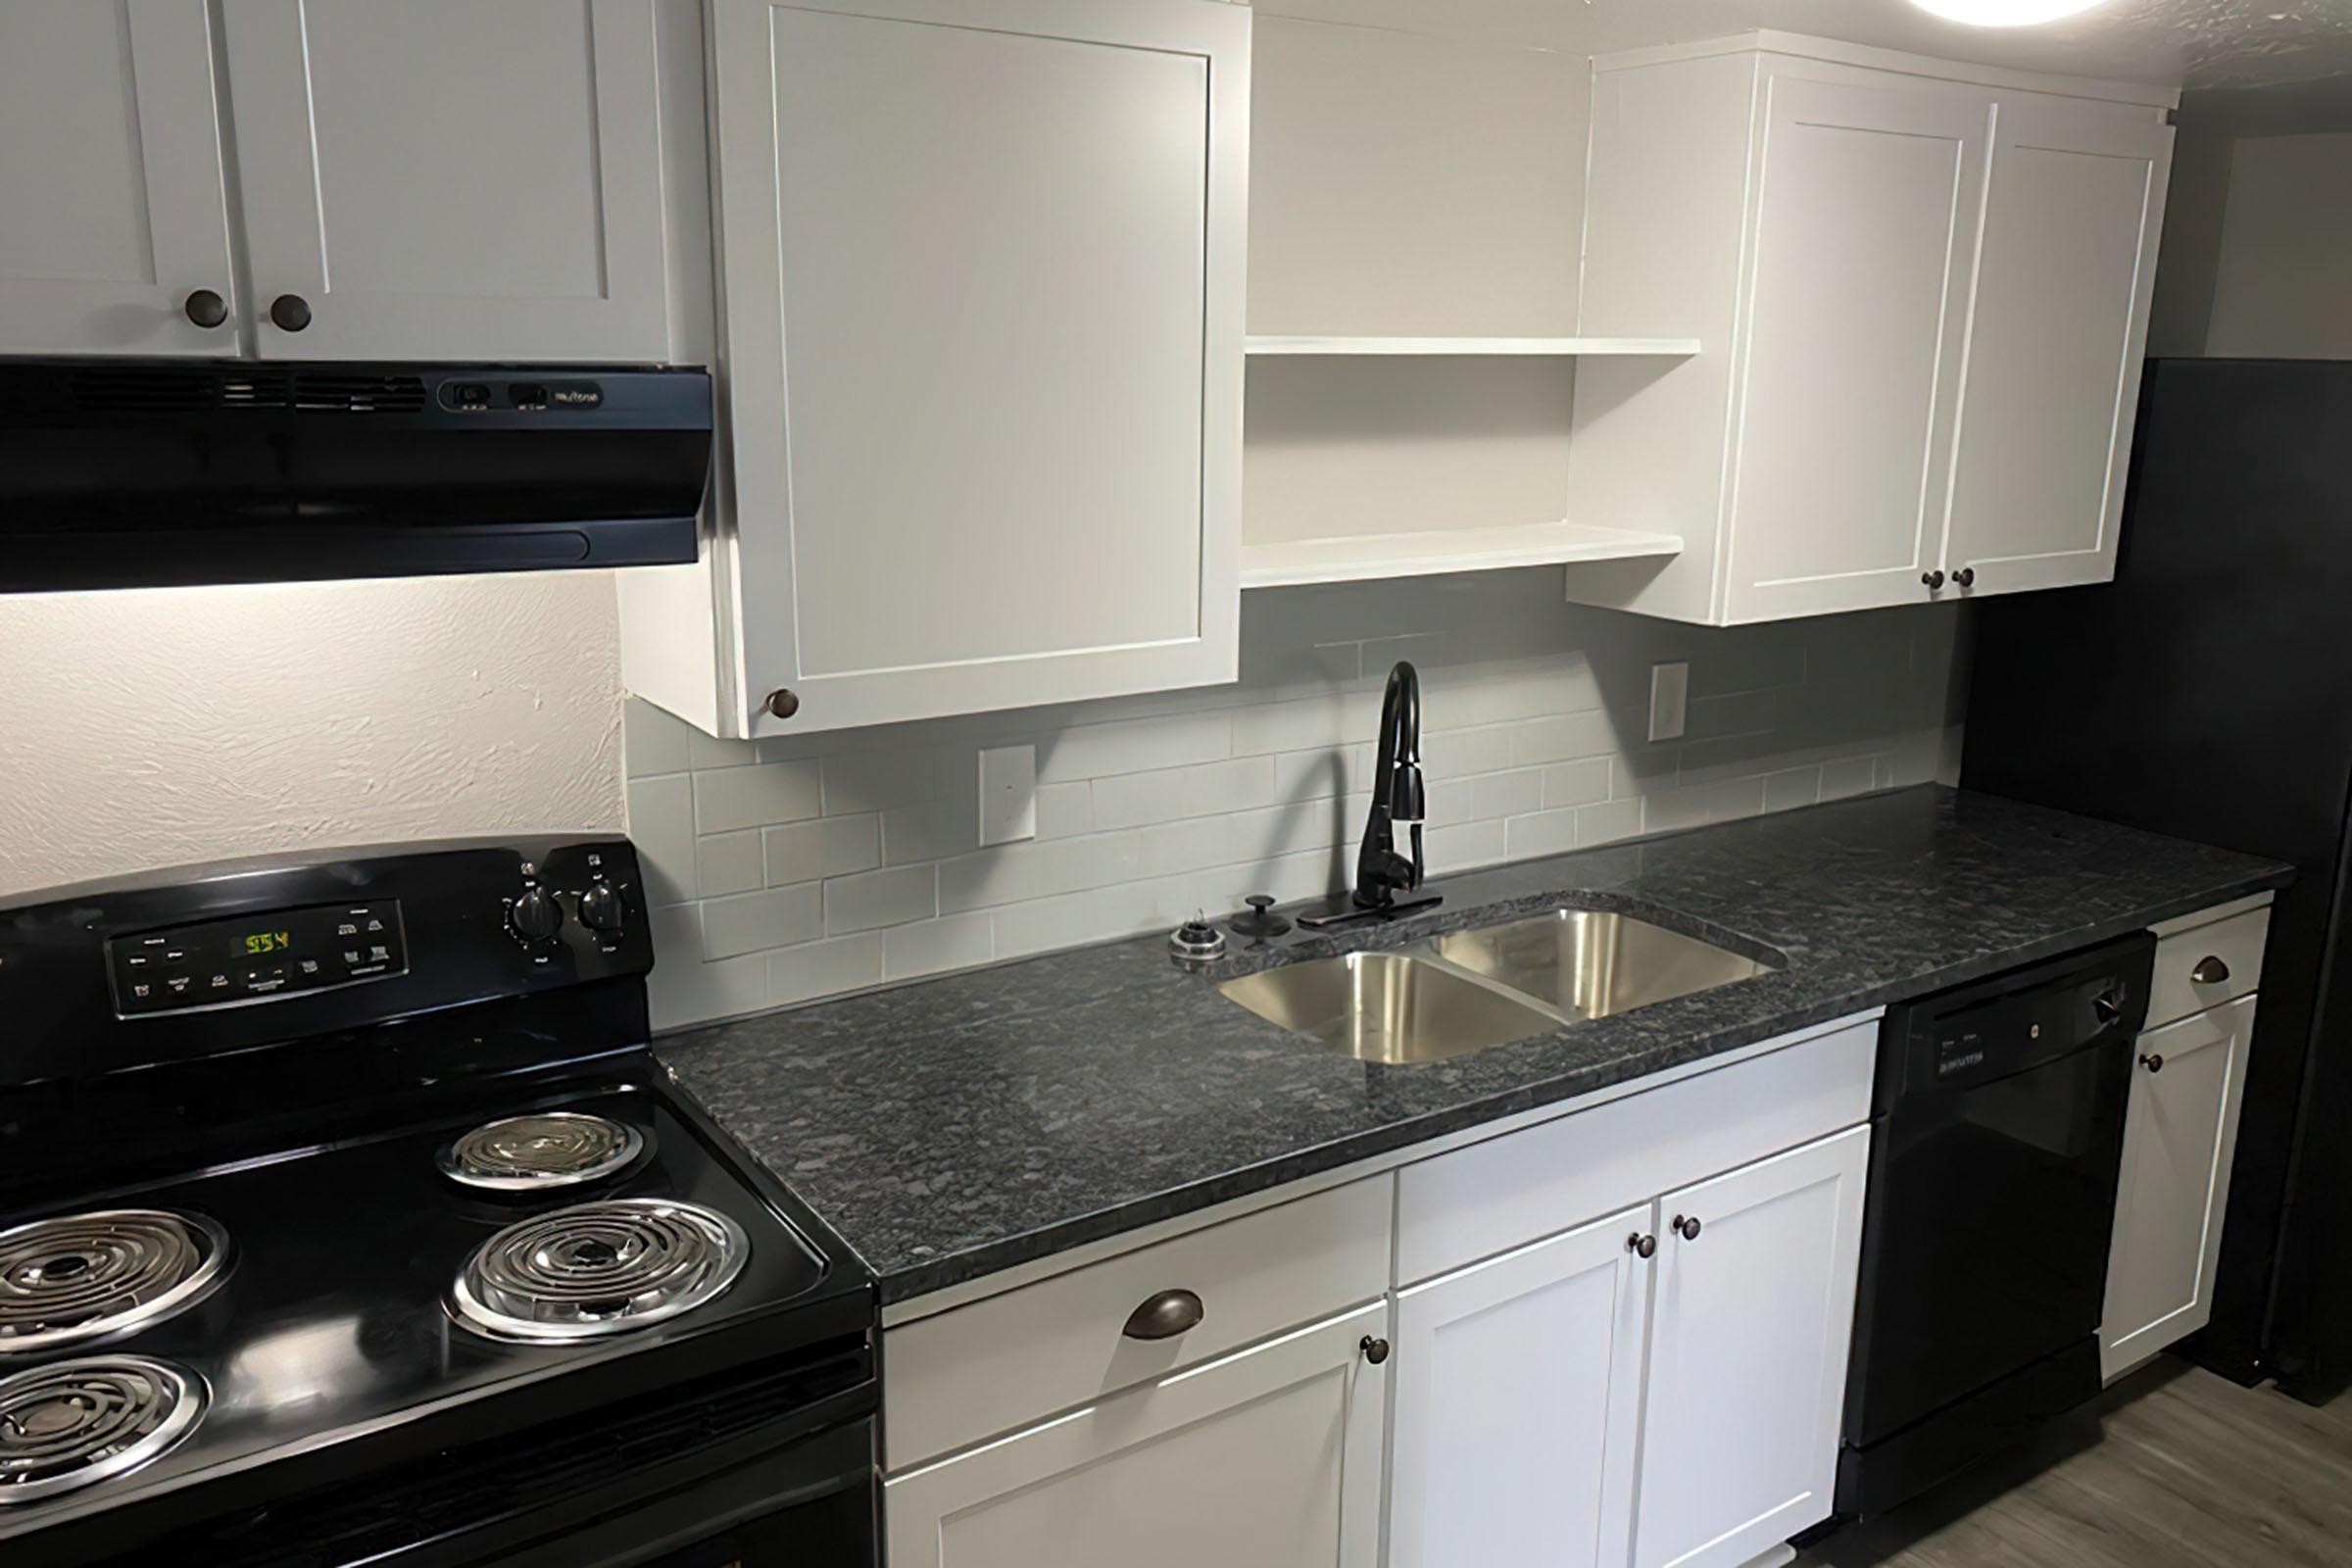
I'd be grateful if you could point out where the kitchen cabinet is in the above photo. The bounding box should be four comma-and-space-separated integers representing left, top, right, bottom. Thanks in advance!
879, 1015, 1879, 1568
0, 1, 238, 356
0, 0, 684, 363
1565, 34, 2175, 625
1389, 1205, 1650, 1568
688, 0, 1248, 735
1938, 94, 2172, 598
2103, 993, 2257, 1382
883, 1301, 1386, 1568
1635, 1127, 1869, 1568
220, 0, 672, 363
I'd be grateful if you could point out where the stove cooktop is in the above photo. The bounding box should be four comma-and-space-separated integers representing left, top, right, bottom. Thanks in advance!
0, 1074, 861, 1544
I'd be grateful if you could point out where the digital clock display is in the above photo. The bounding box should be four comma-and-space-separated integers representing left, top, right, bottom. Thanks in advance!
240, 931, 292, 956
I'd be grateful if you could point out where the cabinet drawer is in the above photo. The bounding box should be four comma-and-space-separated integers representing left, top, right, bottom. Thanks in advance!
884, 1176, 1392, 1469
2150, 906, 2268, 1027
1396, 1017, 1876, 1286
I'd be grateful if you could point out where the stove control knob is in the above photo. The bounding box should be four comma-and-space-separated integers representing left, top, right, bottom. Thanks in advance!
579, 880, 625, 934
510, 887, 564, 943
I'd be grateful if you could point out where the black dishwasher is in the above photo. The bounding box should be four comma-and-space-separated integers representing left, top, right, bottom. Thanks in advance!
1837, 933, 2154, 1517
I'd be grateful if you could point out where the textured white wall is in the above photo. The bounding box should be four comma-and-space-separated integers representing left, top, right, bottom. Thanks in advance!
0, 574, 626, 898
2205, 133, 2352, 358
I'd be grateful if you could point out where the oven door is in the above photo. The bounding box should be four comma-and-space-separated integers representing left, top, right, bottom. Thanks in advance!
486, 1413, 874, 1568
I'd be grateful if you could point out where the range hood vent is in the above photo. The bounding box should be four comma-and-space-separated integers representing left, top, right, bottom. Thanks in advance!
0, 359, 710, 592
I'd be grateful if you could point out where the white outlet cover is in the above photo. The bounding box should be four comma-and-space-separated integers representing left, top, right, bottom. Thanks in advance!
1649, 662, 1690, 744
979, 744, 1038, 847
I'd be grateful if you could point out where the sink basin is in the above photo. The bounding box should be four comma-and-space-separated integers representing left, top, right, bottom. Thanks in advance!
1218, 951, 1560, 1065
1424, 908, 1772, 1021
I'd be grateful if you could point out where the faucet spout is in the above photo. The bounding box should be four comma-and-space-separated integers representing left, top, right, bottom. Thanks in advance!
1355, 661, 1429, 911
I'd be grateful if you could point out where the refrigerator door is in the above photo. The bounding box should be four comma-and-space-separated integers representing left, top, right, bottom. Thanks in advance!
1964, 358, 2352, 1396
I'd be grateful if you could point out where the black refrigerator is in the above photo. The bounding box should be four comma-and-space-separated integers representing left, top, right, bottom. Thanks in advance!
1962, 357, 2352, 1400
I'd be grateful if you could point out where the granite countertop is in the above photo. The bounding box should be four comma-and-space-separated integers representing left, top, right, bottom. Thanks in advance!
655, 786, 2290, 1305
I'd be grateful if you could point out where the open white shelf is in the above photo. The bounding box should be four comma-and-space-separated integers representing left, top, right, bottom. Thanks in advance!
1244, 334, 1700, 357
1240, 519, 1684, 590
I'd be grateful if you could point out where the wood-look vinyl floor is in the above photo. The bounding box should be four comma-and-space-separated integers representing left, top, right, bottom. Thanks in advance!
1798, 1360, 2352, 1567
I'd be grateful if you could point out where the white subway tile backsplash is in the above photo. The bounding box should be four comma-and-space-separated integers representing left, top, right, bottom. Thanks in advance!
885, 913, 997, 980
623, 701, 698, 779
696, 761, 822, 835
939, 832, 1144, 912
1542, 759, 1611, 809
1509, 710, 1620, 765
625, 774, 695, 906
821, 748, 952, 816
1035, 712, 1231, 784
1034, 780, 1096, 840
625, 580, 1968, 1030
702, 883, 823, 959
824, 864, 937, 933
763, 815, 881, 886
696, 830, 764, 899
769, 934, 885, 1005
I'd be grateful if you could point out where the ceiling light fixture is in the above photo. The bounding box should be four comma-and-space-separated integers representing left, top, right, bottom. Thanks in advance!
1908, 0, 2107, 24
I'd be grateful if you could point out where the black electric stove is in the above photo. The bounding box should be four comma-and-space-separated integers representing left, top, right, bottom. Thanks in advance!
0, 839, 877, 1567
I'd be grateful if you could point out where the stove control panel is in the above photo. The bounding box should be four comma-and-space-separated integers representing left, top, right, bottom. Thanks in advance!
109, 901, 410, 1016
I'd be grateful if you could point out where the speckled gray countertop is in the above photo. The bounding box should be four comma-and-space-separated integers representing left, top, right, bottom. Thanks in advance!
655, 787, 2289, 1305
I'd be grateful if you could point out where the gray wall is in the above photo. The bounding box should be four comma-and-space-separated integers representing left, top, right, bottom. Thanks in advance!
2148, 78, 2352, 359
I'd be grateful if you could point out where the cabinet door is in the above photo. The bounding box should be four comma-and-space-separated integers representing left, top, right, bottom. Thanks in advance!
1938, 94, 2172, 598
220, 0, 669, 362
2102, 996, 2254, 1381
0, 1, 236, 355
1391, 1205, 1651, 1568
710, 0, 1246, 733
885, 1302, 1385, 1568
1721, 74, 1988, 621
1634, 1126, 1869, 1568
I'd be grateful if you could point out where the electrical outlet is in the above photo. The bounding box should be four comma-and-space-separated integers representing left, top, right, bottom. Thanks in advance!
979, 745, 1037, 847
1649, 662, 1690, 743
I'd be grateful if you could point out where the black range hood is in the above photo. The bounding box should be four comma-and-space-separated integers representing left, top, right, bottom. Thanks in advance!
0, 359, 710, 592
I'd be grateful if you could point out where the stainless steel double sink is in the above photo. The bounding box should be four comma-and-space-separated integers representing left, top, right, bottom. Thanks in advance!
1217, 907, 1777, 1065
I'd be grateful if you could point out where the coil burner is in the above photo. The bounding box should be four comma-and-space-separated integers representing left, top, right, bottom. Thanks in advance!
0, 1356, 205, 1505
451, 1199, 748, 1343
0, 1210, 228, 1355
439, 1111, 647, 1192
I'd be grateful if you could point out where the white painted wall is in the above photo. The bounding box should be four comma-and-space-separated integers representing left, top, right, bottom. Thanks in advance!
631, 571, 1968, 1033
0, 574, 625, 898
2205, 133, 2352, 358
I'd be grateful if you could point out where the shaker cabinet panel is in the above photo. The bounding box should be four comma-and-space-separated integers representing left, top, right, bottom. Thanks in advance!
1634, 1126, 1869, 1568
1939, 95, 2172, 598
0, 0, 237, 356
885, 1303, 1385, 1568
1389, 1206, 1651, 1568
709, 0, 1246, 733
2102, 996, 2255, 1380
220, 0, 671, 362
1720, 75, 1985, 622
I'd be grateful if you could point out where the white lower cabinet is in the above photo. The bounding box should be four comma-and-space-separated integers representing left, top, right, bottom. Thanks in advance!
884, 1301, 1387, 1568
1634, 1126, 1870, 1568
2101, 994, 2257, 1380
1390, 1204, 1652, 1568
1388, 1123, 1872, 1568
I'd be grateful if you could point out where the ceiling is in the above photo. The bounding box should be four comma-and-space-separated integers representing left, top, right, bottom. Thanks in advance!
1270, 0, 2352, 87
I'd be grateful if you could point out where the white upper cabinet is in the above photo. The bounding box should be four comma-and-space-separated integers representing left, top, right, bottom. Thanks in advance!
1939, 94, 2172, 596
1720, 75, 1986, 621
702, 0, 1247, 734
220, 0, 672, 363
0, 1, 238, 355
1567, 34, 2176, 626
